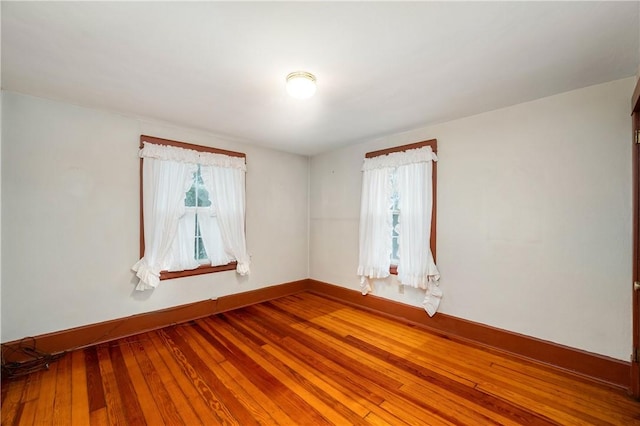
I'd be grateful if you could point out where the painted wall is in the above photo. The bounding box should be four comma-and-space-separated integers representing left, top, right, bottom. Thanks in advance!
310, 77, 634, 361
0, 90, 3, 340
637, 1, 640, 83
1, 91, 309, 342
2, 77, 634, 362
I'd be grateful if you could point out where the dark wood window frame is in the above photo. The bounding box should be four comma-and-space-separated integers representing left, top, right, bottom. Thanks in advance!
365, 139, 437, 275
139, 135, 246, 280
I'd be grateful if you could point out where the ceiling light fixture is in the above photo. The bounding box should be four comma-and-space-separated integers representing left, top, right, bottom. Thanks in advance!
286, 71, 317, 99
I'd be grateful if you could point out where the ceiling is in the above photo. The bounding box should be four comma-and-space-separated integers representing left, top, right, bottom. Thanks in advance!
2, 2, 638, 156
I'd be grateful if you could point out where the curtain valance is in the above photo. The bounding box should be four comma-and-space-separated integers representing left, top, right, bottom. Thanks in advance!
140, 142, 246, 171
362, 146, 437, 171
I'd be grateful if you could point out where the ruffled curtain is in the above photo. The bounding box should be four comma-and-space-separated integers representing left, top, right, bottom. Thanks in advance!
133, 142, 249, 290
167, 209, 200, 272
132, 154, 197, 291
362, 146, 437, 170
203, 165, 251, 275
357, 146, 441, 315
139, 142, 246, 170
356, 167, 393, 294
396, 160, 441, 316
197, 206, 233, 267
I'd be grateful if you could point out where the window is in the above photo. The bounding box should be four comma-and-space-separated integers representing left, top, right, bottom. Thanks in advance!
364, 140, 438, 274
132, 135, 250, 291
390, 169, 401, 267
357, 139, 441, 316
391, 207, 400, 266
185, 165, 212, 263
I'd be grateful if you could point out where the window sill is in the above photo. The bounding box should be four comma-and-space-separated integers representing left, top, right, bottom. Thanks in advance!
160, 262, 237, 280
390, 265, 398, 275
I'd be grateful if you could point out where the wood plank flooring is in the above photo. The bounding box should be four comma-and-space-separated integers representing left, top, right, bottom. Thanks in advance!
3, 292, 640, 425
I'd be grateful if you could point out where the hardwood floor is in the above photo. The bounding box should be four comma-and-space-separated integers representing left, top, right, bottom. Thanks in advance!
2, 292, 640, 425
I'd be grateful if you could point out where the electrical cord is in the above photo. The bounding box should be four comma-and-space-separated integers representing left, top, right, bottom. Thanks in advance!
1, 337, 66, 379
1, 320, 128, 379
1, 301, 218, 379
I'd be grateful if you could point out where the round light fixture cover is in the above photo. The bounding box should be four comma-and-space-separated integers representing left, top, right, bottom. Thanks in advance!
286, 71, 317, 99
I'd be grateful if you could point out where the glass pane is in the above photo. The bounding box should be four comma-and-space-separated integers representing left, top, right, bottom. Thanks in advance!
391, 237, 399, 265
196, 183, 211, 207
194, 214, 209, 260
185, 165, 212, 207
195, 165, 211, 207
392, 212, 400, 236
185, 175, 197, 207
391, 168, 400, 265
391, 212, 400, 264
196, 238, 207, 260
195, 214, 202, 237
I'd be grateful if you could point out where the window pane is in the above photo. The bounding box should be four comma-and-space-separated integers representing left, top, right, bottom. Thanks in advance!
391, 211, 400, 264
195, 165, 211, 207
392, 212, 400, 237
194, 214, 208, 260
187, 165, 212, 261
196, 237, 207, 260
185, 180, 197, 207
196, 184, 211, 207
185, 165, 212, 207
390, 167, 400, 264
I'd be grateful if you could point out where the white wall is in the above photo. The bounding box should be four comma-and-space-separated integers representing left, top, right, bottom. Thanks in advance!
3, 77, 634, 362
637, 1, 640, 83
0, 90, 3, 343
1, 91, 309, 342
310, 77, 634, 361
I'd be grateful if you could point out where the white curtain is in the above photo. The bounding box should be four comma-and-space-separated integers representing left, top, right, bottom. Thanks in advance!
205, 165, 251, 275
357, 146, 441, 315
132, 154, 197, 291
198, 206, 232, 267
396, 159, 442, 316
133, 142, 249, 290
357, 167, 393, 294
167, 209, 200, 272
